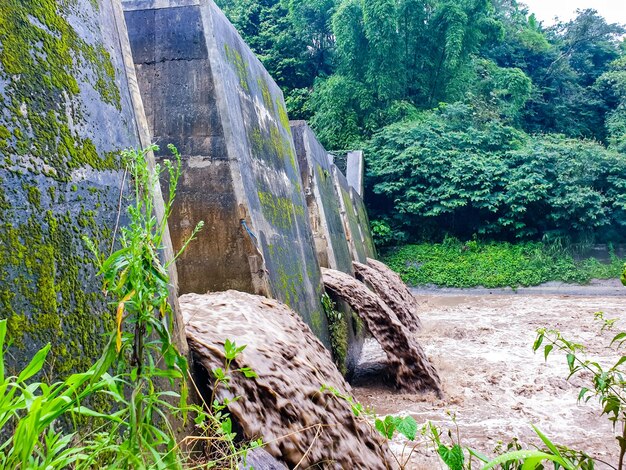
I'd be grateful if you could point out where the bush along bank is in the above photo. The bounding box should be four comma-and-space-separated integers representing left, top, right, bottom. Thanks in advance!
382, 238, 625, 288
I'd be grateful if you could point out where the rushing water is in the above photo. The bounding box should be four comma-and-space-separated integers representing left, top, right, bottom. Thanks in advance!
181, 290, 396, 469
354, 258, 422, 334
321, 268, 442, 396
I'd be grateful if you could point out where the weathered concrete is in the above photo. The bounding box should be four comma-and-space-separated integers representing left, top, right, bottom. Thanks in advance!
347, 150, 365, 196
124, 0, 329, 345
332, 166, 369, 263
290, 121, 353, 274
290, 121, 365, 375
0, 0, 186, 377
351, 186, 377, 259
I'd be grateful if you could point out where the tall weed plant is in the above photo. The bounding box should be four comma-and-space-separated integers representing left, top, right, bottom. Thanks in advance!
0, 145, 255, 469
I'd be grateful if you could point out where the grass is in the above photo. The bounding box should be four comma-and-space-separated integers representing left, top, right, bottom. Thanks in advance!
382, 238, 625, 288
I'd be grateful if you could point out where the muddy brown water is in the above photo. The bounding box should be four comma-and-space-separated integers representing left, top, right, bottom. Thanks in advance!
181, 291, 395, 469
322, 268, 442, 396
354, 259, 422, 334
353, 290, 626, 469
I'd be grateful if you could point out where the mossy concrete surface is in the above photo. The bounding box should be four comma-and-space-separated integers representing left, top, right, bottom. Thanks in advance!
290, 121, 354, 275
0, 0, 173, 378
350, 187, 377, 260
124, 0, 330, 347
291, 121, 366, 374
332, 166, 369, 264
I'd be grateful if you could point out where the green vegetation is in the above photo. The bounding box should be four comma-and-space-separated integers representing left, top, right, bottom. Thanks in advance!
367, 105, 626, 242
219, 0, 626, 244
383, 238, 625, 288
321, 293, 348, 374
0, 145, 258, 468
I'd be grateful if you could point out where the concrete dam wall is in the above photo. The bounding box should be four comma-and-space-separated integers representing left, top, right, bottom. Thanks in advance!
123, 0, 380, 349
1, 1, 438, 466
0, 0, 185, 376
123, 0, 332, 345
0, 0, 378, 376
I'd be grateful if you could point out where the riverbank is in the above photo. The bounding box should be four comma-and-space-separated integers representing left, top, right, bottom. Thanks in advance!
382, 240, 625, 289
410, 278, 626, 297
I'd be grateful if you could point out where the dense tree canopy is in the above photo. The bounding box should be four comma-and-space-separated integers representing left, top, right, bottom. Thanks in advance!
218, 0, 626, 242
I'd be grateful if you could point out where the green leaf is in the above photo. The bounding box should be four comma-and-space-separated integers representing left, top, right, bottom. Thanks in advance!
482, 450, 568, 470
613, 356, 626, 369
220, 417, 233, 436
611, 332, 626, 347
18, 343, 51, 382
239, 367, 258, 378
531, 425, 574, 468
212, 368, 225, 381
375, 416, 396, 439
438, 444, 464, 470
532, 334, 544, 352
71, 406, 124, 424
0, 319, 6, 383
543, 344, 553, 360
468, 447, 490, 463
577, 387, 591, 402
395, 416, 418, 441
521, 456, 544, 469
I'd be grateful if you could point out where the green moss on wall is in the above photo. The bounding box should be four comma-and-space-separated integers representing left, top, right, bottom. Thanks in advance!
0, 0, 123, 381
0, 0, 121, 183
321, 294, 348, 375
224, 43, 250, 92
341, 187, 367, 261
257, 77, 273, 110
276, 97, 290, 133
258, 190, 305, 231
23, 183, 42, 211
0, 204, 114, 377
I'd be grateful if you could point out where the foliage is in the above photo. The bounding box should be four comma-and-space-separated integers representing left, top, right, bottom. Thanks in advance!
366, 104, 626, 242
426, 418, 595, 470
0, 145, 259, 469
323, 384, 593, 469
216, 0, 626, 159
195, 339, 262, 467
0, 318, 113, 469
534, 310, 626, 470
320, 385, 421, 468
383, 238, 625, 288
81, 144, 205, 468
321, 294, 348, 375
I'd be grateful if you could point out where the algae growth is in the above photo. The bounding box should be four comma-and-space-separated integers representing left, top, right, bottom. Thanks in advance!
0, 0, 126, 378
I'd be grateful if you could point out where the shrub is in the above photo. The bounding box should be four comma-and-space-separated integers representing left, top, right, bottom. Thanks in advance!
366, 103, 626, 242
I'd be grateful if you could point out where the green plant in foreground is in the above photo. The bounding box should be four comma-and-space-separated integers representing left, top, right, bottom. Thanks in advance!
0, 144, 263, 469
208, 340, 258, 445
325, 382, 596, 469
0, 318, 115, 469
321, 384, 422, 468
534, 311, 626, 470
427, 417, 594, 470
82, 144, 204, 468
186, 340, 262, 469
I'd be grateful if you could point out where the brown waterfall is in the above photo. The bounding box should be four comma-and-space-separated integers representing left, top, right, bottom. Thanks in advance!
181, 291, 396, 469
353, 259, 422, 334
321, 268, 442, 396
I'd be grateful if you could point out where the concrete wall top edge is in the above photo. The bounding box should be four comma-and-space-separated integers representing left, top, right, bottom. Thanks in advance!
122, 0, 200, 11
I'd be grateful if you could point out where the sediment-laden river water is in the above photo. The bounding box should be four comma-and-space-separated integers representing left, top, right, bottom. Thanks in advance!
354, 284, 626, 469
